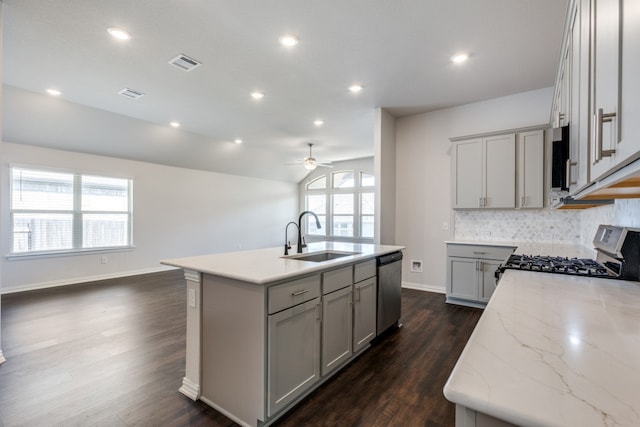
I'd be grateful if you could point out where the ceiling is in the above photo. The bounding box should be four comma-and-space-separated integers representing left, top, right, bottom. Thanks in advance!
2, 0, 568, 183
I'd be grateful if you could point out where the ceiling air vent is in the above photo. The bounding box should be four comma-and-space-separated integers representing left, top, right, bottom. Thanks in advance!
168, 54, 202, 72
118, 88, 145, 99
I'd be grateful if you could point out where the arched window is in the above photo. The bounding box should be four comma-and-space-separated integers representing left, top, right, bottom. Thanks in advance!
303, 169, 375, 242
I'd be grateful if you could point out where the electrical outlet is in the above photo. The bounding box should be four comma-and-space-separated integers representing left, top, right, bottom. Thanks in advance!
101, 256, 108, 264
410, 260, 423, 273
188, 289, 197, 308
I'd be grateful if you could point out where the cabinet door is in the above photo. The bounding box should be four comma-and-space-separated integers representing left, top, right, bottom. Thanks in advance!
353, 277, 377, 353
447, 257, 478, 301
321, 286, 353, 376
479, 260, 502, 303
453, 139, 483, 209
569, 0, 592, 193
620, 0, 640, 169
484, 134, 516, 208
590, 0, 621, 180
517, 131, 544, 208
268, 298, 321, 417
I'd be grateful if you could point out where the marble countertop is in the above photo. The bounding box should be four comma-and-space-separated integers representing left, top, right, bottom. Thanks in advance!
445, 240, 596, 259
161, 241, 404, 284
444, 269, 640, 426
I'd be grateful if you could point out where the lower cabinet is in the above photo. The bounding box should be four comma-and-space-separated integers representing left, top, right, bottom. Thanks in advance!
267, 297, 321, 417
353, 277, 377, 353
321, 286, 353, 376
202, 258, 387, 426
446, 244, 515, 308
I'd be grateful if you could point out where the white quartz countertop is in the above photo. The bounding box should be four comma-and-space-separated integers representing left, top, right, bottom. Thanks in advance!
444, 240, 596, 259
161, 241, 404, 284
444, 269, 640, 426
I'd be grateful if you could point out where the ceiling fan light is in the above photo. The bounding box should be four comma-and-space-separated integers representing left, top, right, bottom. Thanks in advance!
304, 158, 317, 170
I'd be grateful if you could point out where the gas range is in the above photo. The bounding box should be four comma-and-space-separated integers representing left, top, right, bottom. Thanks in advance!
496, 225, 640, 282
496, 254, 611, 278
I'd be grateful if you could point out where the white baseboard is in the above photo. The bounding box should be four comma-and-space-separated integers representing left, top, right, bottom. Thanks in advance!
0, 265, 179, 295
402, 281, 446, 294
179, 377, 200, 401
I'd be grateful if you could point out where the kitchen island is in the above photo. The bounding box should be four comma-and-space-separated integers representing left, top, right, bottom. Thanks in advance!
444, 269, 640, 426
162, 241, 404, 427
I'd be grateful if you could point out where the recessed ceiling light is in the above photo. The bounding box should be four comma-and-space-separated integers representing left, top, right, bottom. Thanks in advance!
107, 27, 131, 41
251, 91, 265, 100
451, 53, 469, 64
170, 121, 181, 128
46, 88, 61, 96
279, 34, 299, 47
314, 120, 324, 126
234, 139, 243, 144
348, 84, 363, 93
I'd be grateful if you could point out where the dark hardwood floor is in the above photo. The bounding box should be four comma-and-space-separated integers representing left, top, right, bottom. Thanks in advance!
0, 271, 482, 427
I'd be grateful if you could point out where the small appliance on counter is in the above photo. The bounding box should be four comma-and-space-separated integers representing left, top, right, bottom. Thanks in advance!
496, 225, 640, 282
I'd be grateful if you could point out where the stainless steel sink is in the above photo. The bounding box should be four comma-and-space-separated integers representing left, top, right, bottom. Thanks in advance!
283, 250, 361, 262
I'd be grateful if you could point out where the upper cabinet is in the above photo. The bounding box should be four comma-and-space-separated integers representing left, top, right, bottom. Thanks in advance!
452, 134, 515, 209
517, 130, 545, 208
552, 0, 640, 199
452, 129, 544, 210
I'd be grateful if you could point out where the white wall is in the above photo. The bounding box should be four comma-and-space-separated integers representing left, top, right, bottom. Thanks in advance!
1, 143, 298, 293
395, 87, 553, 292
374, 108, 397, 245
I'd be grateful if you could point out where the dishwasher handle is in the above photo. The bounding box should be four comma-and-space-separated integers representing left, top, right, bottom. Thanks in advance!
377, 251, 403, 265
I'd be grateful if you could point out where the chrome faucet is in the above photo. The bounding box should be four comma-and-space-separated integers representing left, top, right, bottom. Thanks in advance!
297, 211, 321, 253
284, 221, 299, 255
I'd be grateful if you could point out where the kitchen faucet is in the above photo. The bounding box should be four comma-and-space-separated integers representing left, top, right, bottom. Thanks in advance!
297, 211, 321, 253
283, 221, 299, 255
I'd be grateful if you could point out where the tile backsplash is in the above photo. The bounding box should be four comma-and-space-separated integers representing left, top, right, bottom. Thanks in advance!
455, 199, 640, 247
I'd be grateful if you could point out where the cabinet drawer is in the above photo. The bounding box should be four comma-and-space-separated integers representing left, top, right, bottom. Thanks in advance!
446, 244, 515, 261
323, 266, 353, 294
354, 259, 376, 283
268, 275, 321, 314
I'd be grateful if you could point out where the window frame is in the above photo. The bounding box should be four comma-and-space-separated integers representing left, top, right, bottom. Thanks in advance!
303, 168, 375, 243
8, 164, 134, 258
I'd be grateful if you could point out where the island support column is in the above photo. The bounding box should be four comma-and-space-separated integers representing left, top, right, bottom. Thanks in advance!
179, 269, 202, 400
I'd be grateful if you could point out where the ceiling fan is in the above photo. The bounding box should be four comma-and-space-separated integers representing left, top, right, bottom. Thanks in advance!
285, 143, 333, 170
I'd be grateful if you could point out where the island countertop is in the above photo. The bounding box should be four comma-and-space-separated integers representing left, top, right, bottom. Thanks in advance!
161, 241, 404, 284
443, 269, 640, 426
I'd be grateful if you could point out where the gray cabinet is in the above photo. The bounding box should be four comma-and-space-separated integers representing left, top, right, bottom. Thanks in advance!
446, 244, 515, 308
353, 276, 377, 353
517, 130, 544, 208
452, 134, 517, 209
322, 272, 353, 376
553, 0, 640, 199
267, 280, 321, 417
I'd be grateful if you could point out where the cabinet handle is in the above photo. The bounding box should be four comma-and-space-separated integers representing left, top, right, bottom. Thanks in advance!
566, 159, 578, 186
478, 261, 484, 272
521, 196, 526, 207
595, 108, 617, 161
479, 197, 483, 208
472, 251, 487, 255
317, 303, 322, 321
292, 289, 309, 296
355, 288, 360, 302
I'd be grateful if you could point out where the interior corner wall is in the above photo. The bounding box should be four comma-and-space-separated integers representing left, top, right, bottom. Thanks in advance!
0, 143, 298, 293
0, 0, 5, 364
395, 87, 554, 292
374, 108, 397, 245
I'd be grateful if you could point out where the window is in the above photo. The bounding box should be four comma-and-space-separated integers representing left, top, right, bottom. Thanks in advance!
360, 192, 375, 238
10, 166, 133, 255
302, 168, 375, 241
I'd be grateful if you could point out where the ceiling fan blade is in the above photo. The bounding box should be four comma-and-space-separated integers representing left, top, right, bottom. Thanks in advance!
284, 162, 303, 165
316, 163, 334, 168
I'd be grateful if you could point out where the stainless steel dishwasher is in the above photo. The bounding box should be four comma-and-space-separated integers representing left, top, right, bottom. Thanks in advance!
376, 251, 403, 335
